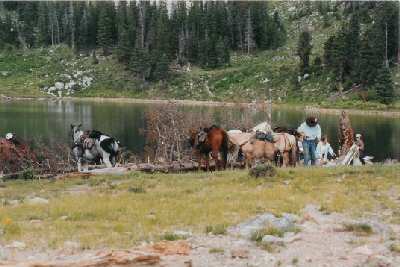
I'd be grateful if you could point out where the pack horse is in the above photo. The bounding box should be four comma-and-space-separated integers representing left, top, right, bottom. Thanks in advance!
70, 124, 120, 172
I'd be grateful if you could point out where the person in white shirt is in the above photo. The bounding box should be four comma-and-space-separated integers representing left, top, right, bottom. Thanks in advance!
316, 136, 336, 164
297, 116, 321, 166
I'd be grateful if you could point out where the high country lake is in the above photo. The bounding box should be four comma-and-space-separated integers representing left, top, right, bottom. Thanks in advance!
0, 99, 399, 162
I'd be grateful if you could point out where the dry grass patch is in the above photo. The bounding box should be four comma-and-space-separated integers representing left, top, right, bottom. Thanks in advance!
0, 165, 399, 249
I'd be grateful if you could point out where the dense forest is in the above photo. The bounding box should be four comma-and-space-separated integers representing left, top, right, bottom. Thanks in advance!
0, 1, 399, 105
0, 1, 286, 81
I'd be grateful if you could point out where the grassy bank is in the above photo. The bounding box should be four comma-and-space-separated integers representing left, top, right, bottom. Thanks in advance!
0, 165, 399, 250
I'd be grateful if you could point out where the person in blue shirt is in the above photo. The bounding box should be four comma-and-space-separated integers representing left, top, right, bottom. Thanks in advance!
297, 116, 321, 166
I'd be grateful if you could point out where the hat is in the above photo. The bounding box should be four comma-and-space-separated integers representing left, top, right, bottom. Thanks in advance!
306, 116, 318, 127
355, 133, 362, 138
5, 133, 13, 140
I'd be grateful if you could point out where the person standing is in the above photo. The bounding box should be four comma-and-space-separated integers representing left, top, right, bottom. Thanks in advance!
298, 116, 321, 166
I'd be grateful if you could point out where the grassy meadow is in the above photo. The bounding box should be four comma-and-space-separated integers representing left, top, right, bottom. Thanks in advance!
0, 165, 399, 250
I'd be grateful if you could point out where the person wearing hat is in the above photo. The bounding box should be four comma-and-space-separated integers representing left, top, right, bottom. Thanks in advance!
297, 116, 321, 166
355, 133, 365, 165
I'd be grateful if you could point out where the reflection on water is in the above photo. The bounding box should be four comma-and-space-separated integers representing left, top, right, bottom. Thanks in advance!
0, 100, 399, 161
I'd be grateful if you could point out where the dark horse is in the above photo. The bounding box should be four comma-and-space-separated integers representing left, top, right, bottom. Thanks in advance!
189, 125, 229, 171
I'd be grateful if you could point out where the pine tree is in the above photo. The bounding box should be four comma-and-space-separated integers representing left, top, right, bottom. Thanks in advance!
297, 30, 312, 75
346, 13, 361, 83
359, 25, 384, 87
87, 2, 98, 50
270, 11, 287, 49
18, 2, 38, 48
116, 1, 132, 63
97, 2, 116, 55
36, 2, 49, 47
130, 48, 150, 81
374, 66, 394, 104
77, 6, 90, 52
250, 2, 269, 49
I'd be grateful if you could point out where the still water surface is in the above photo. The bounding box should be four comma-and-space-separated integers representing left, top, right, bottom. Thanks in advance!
0, 100, 399, 161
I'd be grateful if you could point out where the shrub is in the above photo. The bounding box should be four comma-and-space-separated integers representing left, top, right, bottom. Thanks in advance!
343, 222, 373, 236
205, 224, 227, 235
249, 163, 277, 178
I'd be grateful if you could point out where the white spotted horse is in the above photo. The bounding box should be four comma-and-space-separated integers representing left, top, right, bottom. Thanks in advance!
70, 124, 120, 172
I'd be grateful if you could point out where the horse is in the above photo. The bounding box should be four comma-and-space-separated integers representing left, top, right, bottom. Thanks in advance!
189, 125, 229, 171
241, 139, 278, 168
70, 124, 120, 172
271, 127, 299, 167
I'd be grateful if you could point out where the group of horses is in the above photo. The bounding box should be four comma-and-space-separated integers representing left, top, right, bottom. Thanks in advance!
70, 121, 299, 172
189, 122, 299, 171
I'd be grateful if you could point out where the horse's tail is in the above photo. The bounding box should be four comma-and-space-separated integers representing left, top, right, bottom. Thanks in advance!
221, 131, 229, 167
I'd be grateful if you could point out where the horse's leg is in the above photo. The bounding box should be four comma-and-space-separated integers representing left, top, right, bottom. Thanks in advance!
282, 152, 289, 167
83, 162, 89, 172
102, 151, 112, 168
110, 155, 116, 167
212, 151, 220, 171
77, 158, 82, 172
245, 154, 252, 169
290, 148, 297, 167
198, 156, 202, 171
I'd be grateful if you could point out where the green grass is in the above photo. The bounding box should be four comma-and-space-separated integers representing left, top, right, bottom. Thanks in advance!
0, 165, 399, 250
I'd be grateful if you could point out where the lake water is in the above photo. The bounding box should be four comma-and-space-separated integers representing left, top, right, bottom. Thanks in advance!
0, 100, 399, 162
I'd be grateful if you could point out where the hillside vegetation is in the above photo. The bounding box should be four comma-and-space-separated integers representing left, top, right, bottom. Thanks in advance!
0, 1, 399, 109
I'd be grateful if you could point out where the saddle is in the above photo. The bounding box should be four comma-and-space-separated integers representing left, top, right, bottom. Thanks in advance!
255, 131, 274, 142
83, 138, 95, 150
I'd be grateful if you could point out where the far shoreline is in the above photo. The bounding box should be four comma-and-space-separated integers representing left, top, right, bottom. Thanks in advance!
2, 94, 400, 118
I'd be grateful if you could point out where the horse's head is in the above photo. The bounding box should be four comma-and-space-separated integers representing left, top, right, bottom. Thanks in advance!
70, 123, 83, 143
188, 127, 208, 149
197, 129, 208, 144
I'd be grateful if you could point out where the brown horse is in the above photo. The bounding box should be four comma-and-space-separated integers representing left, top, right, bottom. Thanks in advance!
189, 125, 229, 171
241, 139, 277, 168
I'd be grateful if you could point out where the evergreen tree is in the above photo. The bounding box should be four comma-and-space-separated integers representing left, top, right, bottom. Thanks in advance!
297, 30, 312, 75
346, 13, 361, 83
359, 26, 384, 87
270, 11, 287, 49
374, 66, 394, 104
130, 48, 150, 81
116, 1, 132, 63
250, 2, 269, 49
77, 6, 90, 52
97, 2, 116, 55
36, 2, 49, 46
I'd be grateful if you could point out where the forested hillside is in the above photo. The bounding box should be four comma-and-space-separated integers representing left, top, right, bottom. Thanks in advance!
0, 1, 399, 108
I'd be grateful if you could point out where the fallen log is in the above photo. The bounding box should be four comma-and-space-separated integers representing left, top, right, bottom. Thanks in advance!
0, 240, 190, 267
